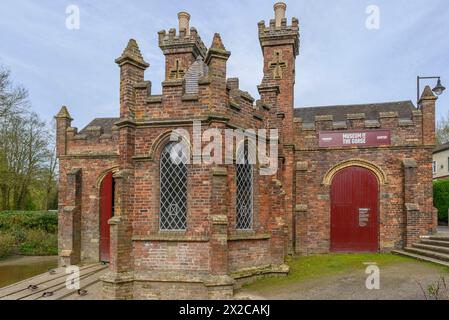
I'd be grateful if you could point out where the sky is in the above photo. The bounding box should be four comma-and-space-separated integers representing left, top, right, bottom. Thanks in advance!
0, 0, 448, 130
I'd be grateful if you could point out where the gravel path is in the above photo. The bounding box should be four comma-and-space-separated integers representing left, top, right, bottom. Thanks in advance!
237, 261, 449, 300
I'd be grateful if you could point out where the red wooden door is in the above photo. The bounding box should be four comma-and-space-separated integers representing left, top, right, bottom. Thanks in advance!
100, 172, 114, 262
331, 167, 379, 252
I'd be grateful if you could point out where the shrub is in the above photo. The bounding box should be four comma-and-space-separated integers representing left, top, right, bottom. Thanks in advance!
0, 211, 57, 233
19, 229, 58, 256
0, 233, 16, 259
434, 180, 449, 223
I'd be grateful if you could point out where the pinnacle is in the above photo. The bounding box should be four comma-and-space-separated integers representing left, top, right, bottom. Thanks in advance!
55, 106, 73, 120
115, 39, 149, 68
420, 85, 436, 100
210, 33, 226, 51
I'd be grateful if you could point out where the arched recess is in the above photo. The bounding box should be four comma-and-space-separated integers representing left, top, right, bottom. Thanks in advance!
322, 158, 387, 186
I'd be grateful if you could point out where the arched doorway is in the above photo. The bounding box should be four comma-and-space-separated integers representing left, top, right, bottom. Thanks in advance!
99, 171, 115, 262
330, 166, 379, 252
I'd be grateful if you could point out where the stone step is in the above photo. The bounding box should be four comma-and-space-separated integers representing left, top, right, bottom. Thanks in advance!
392, 250, 449, 268
412, 243, 449, 255
427, 235, 449, 242
403, 247, 449, 262
420, 239, 449, 248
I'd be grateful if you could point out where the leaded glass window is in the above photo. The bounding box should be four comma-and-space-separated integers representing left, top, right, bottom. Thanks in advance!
236, 143, 254, 230
160, 142, 188, 231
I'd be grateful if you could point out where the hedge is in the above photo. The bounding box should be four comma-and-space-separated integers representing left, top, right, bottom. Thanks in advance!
434, 180, 449, 223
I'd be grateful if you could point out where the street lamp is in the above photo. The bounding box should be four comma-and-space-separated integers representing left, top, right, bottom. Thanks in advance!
417, 76, 446, 105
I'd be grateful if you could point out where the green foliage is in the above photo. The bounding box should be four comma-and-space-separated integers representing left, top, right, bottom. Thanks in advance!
19, 229, 57, 256
0, 211, 57, 233
0, 232, 15, 259
0, 211, 58, 259
434, 180, 449, 223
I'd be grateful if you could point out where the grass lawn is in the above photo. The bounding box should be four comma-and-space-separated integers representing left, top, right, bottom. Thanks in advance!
244, 253, 449, 291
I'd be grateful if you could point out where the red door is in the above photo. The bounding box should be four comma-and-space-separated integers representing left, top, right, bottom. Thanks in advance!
100, 172, 114, 262
331, 167, 379, 252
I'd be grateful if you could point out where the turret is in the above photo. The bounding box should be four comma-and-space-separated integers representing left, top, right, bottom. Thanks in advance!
258, 2, 299, 144
158, 12, 207, 82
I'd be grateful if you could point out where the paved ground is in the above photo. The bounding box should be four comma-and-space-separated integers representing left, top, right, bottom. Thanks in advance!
438, 226, 449, 234
237, 261, 449, 300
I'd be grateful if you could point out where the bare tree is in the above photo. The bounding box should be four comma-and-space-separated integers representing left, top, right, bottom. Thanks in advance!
0, 65, 57, 211
437, 112, 449, 145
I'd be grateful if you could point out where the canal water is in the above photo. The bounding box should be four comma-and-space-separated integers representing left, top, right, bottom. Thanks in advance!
0, 256, 58, 288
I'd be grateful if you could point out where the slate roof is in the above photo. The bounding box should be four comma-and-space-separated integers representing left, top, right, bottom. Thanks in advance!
79, 118, 119, 135
434, 142, 449, 154
294, 101, 417, 123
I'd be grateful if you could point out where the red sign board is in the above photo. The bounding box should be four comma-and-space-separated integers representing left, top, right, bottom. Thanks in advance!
319, 130, 391, 148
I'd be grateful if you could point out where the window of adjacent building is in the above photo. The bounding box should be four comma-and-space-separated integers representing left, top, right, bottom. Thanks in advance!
160, 142, 188, 231
236, 142, 254, 230
433, 161, 437, 174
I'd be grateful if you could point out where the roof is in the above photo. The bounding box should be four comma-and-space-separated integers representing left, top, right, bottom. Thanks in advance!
294, 101, 416, 123
79, 118, 119, 135
434, 142, 449, 154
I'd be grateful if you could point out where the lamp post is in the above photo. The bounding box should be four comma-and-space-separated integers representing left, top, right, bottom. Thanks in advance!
417, 76, 446, 105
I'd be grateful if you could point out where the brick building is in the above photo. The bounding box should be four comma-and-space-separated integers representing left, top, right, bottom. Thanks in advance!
55, 3, 438, 299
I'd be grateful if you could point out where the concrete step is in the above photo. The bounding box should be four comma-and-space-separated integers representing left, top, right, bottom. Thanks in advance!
420, 239, 449, 248
412, 243, 449, 255
403, 247, 449, 262
427, 235, 449, 242
392, 250, 449, 268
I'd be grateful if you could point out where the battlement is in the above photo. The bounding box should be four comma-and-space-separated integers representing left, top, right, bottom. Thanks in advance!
293, 101, 425, 149
258, 3, 300, 55
158, 24, 207, 58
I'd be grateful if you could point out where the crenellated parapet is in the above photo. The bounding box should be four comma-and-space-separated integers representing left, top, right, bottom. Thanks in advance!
293, 101, 425, 150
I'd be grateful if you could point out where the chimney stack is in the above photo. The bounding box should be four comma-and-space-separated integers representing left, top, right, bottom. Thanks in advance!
274, 2, 287, 27
178, 12, 191, 35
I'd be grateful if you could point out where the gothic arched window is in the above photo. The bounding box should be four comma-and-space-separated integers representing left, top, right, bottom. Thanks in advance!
236, 142, 254, 230
160, 142, 188, 231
